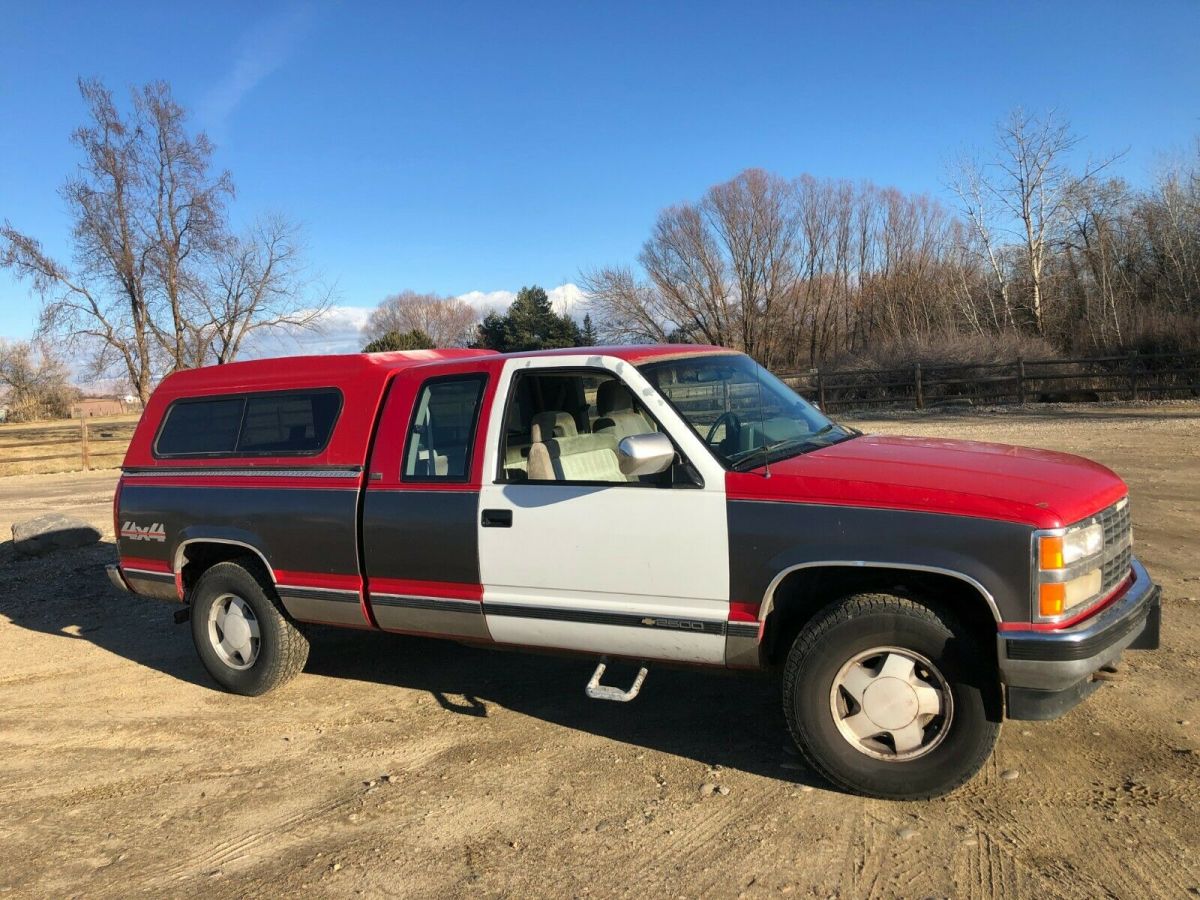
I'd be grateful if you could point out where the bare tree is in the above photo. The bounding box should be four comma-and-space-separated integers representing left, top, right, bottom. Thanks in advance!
1, 78, 328, 400
193, 216, 330, 364
984, 109, 1116, 334
0, 339, 76, 421
363, 290, 478, 348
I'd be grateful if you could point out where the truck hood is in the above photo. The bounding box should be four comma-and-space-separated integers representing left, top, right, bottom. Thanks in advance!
725, 434, 1127, 529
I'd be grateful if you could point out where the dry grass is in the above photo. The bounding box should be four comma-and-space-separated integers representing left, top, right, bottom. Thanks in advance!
0, 414, 140, 476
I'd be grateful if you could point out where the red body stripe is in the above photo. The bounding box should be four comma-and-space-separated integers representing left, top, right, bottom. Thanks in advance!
273, 570, 362, 592
119, 556, 172, 573
727, 600, 761, 623
368, 577, 483, 601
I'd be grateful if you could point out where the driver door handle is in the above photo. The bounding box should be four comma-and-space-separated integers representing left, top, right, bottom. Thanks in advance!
481, 508, 513, 528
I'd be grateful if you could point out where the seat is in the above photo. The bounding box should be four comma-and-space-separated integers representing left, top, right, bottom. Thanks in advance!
527, 410, 624, 482
594, 381, 653, 442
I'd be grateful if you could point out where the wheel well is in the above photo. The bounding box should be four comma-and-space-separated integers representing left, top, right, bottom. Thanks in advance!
761, 566, 998, 667
178, 542, 273, 599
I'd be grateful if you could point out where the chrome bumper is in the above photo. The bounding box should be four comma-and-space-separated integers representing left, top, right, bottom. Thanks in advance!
998, 558, 1160, 719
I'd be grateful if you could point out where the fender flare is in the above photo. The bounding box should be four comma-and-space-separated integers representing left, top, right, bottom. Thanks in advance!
759, 560, 1001, 625
172, 532, 277, 584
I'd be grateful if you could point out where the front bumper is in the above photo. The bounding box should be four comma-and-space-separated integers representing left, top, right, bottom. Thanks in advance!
998, 558, 1160, 720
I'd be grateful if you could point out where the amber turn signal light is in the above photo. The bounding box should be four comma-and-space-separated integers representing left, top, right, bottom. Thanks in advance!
1039, 582, 1067, 617
1038, 535, 1065, 570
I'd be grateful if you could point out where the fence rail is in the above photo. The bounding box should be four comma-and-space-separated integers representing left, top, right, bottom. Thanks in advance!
0, 418, 139, 474
777, 350, 1200, 412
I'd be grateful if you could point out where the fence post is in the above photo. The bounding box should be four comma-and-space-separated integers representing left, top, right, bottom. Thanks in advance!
1016, 357, 1026, 405
1127, 350, 1139, 401
914, 363, 924, 410
80, 415, 91, 471
816, 369, 827, 410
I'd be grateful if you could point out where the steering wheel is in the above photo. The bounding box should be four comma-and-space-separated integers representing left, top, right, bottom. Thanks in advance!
705, 411, 742, 447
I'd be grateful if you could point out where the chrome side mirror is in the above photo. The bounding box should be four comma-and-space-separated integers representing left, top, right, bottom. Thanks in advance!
617, 432, 675, 476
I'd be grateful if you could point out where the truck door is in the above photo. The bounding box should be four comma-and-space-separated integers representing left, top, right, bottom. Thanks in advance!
476, 356, 730, 664
362, 362, 497, 638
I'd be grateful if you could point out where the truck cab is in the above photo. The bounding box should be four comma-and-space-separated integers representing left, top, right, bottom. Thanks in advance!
109, 345, 1161, 799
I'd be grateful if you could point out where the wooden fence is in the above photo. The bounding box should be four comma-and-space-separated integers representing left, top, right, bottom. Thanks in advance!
778, 350, 1200, 412
0, 417, 140, 475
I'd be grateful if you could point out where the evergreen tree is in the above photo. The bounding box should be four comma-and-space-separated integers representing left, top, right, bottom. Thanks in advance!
475, 286, 582, 351
580, 313, 599, 346
363, 329, 434, 352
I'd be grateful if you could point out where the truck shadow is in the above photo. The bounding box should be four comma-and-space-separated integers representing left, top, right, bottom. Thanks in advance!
1, 540, 823, 788
302, 626, 822, 788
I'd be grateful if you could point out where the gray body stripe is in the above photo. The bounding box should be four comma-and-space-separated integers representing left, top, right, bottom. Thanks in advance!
483, 602, 728, 636
122, 568, 175, 582
370, 594, 482, 613
277, 585, 361, 603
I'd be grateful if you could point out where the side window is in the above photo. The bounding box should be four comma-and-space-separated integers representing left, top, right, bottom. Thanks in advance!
154, 390, 343, 458
499, 370, 662, 485
403, 376, 487, 481
155, 398, 244, 456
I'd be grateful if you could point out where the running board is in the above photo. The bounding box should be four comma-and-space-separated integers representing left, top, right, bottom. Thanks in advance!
585, 658, 648, 702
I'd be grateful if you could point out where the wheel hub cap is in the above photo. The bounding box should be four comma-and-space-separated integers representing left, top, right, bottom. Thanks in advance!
861, 677, 920, 731
207, 594, 261, 671
829, 646, 953, 761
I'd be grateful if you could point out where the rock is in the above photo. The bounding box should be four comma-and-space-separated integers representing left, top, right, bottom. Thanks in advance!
1180, 720, 1191, 726
897, 826, 918, 840
699, 782, 719, 796
12, 514, 101, 557
381, 774, 396, 783
1000, 769, 1020, 781
717, 785, 731, 796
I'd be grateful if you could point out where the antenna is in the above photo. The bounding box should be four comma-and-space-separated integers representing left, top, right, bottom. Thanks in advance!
754, 356, 771, 479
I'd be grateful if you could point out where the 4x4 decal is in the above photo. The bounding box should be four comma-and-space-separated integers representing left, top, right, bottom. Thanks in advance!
121, 521, 166, 542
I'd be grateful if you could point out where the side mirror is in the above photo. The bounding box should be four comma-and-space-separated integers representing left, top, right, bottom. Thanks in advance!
617, 432, 675, 476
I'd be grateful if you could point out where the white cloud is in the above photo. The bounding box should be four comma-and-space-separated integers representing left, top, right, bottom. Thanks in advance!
245, 283, 590, 359
199, 4, 314, 135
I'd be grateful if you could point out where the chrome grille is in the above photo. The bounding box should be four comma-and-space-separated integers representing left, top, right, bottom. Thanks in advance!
1097, 499, 1131, 546
1101, 543, 1133, 595
1095, 499, 1133, 595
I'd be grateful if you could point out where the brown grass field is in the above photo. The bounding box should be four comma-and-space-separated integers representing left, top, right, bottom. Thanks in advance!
0, 403, 1198, 897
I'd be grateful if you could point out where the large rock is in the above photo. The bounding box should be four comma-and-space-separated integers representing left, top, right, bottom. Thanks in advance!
12, 513, 102, 557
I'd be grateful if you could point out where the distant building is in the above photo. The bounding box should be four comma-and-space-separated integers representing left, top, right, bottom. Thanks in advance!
72, 398, 140, 418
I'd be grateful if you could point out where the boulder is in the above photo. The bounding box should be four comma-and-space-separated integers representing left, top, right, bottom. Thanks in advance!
12, 514, 102, 557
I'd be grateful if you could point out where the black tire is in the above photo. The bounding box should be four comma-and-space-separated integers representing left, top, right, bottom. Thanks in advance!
189, 559, 309, 696
782, 592, 1000, 800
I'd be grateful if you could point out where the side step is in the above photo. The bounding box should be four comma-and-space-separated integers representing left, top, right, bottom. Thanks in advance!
585, 658, 648, 702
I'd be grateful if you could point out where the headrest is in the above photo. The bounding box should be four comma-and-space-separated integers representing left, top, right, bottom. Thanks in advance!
597, 380, 636, 415
531, 411, 578, 443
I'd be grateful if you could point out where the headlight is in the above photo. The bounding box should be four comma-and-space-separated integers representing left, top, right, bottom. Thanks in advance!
1034, 520, 1107, 620
1038, 523, 1102, 569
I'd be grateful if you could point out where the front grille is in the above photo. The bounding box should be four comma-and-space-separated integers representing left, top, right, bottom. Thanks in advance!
1097, 500, 1131, 546
1101, 543, 1133, 595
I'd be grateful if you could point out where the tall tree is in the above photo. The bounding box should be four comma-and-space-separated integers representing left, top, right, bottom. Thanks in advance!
580, 313, 599, 346
476, 286, 581, 351
1, 79, 328, 401
363, 290, 478, 348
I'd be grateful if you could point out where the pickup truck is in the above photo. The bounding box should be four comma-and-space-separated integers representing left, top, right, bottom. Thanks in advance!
108, 345, 1161, 799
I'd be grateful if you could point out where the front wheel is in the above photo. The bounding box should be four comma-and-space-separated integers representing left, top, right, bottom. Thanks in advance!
782, 592, 1000, 799
190, 559, 309, 696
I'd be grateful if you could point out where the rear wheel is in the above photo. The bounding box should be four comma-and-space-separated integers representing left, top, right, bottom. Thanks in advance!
782, 592, 1000, 799
190, 560, 309, 696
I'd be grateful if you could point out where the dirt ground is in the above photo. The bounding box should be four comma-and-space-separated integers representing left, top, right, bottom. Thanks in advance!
1, 404, 1198, 899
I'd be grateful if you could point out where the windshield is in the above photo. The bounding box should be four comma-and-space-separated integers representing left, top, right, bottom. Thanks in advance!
638, 353, 856, 469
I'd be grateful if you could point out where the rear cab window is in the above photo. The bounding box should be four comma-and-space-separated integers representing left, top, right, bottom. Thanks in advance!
154, 389, 343, 458
402, 375, 488, 481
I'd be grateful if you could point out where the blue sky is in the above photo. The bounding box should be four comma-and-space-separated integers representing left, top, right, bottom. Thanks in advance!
2, 0, 1199, 348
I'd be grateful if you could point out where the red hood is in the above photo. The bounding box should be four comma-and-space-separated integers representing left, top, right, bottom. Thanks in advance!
725, 434, 1127, 529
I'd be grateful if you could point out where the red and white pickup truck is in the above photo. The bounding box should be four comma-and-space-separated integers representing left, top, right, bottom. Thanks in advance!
108, 345, 1160, 799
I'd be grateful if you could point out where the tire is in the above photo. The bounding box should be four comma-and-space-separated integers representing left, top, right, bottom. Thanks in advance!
782, 592, 1000, 800
189, 559, 309, 696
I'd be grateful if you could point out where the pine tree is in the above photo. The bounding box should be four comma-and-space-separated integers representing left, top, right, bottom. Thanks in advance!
580, 313, 598, 346
363, 329, 434, 352
475, 286, 582, 351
